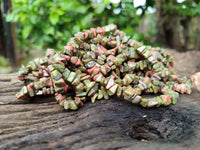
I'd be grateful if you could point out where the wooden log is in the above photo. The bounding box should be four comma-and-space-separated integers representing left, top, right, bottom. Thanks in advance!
0, 73, 200, 150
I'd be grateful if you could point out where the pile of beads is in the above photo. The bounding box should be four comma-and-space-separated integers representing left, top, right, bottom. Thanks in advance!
16, 24, 192, 110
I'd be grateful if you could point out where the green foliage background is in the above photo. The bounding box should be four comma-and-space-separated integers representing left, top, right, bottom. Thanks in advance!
6, 0, 146, 51
5, 0, 200, 53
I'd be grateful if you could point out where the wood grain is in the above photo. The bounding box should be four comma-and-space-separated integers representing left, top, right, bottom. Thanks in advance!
0, 73, 200, 150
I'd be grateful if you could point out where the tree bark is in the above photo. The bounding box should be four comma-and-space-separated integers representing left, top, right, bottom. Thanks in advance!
195, 16, 200, 50
0, 5, 7, 57
3, 0, 17, 67
180, 16, 191, 51
156, 0, 182, 50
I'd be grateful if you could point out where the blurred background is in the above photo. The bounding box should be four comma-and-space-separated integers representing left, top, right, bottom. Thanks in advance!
0, 0, 199, 73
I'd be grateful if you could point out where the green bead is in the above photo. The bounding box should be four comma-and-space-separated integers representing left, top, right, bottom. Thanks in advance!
122, 36, 130, 43
84, 80, 95, 93
157, 96, 164, 106
64, 100, 70, 110
168, 55, 174, 62
129, 48, 135, 59
127, 61, 136, 70
117, 86, 122, 98
69, 100, 78, 110
50, 86, 54, 94
115, 79, 123, 85
124, 94, 132, 101
95, 74, 103, 82
103, 91, 109, 99
54, 79, 65, 87
35, 81, 45, 90
147, 99, 159, 107
51, 70, 62, 81
67, 72, 76, 83
42, 87, 47, 95
27, 61, 37, 71
107, 90, 114, 96
140, 98, 148, 107
88, 84, 98, 97
111, 65, 116, 70
97, 59, 105, 65
106, 78, 115, 89
85, 61, 96, 69
123, 74, 133, 86
74, 37, 83, 45
55, 87, 65, 93
153, 80, 160, 86
124, 86, 134, 97
48, 65, 55, 72
132, 95, 141, 104
123, 63, 129, 72
28, 86, 35, 97
101, 86, 109, 100
16, 88, 24, 98
60, 99, 66, 107
101, 65, 107, 75
109, 84, 118, 95
91, 44, 97, 51
76, 92, 87, 97
72, 75, 80, 86
55, 95, 60, 102
143, 50, 151, 58
139, 61, 144, 70
63, 48, 72, 56
91, 93, 98, 103
97, 89, 104, 99
75, 83, 85, 92
152, 85, 158, 94
53, 64, 65, 73
137, 46, 146, 54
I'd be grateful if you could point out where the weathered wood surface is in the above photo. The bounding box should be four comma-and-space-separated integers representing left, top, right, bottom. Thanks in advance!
1, 73, 200, 150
